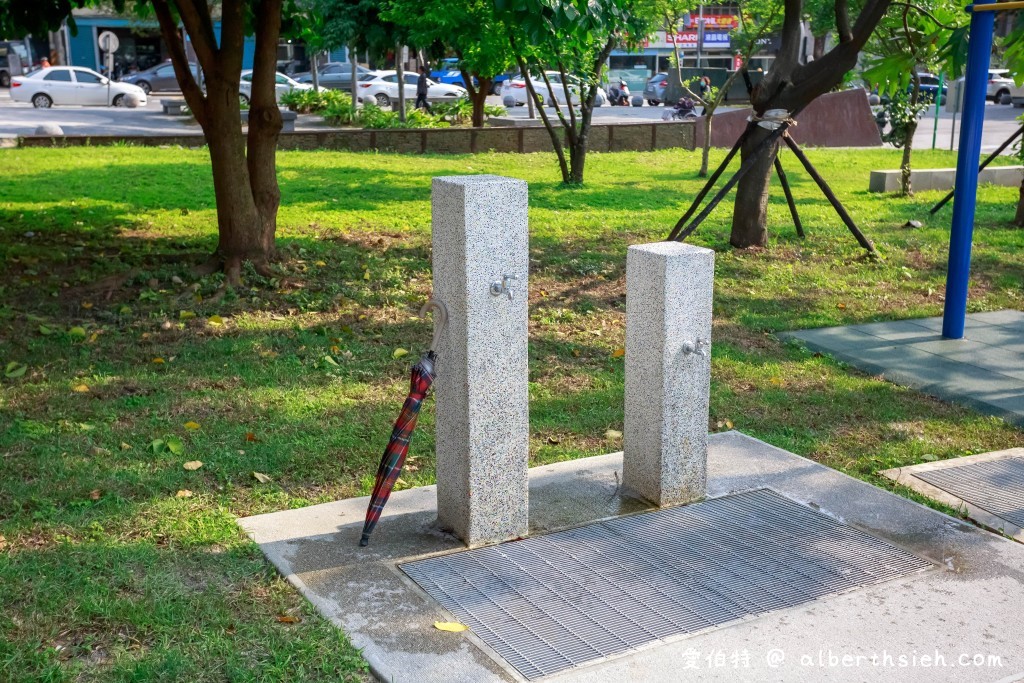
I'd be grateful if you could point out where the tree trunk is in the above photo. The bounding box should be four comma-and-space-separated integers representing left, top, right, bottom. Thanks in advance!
471, 77, 491, 127
700, 113, 712, 177
900, 74, 921, 196
150, 0, 282, 284
396, 43, 405, 120
1015, 174, 1024, 226
349, 44, 358, 108
311, 52, 319, 90
729, 125, 778, 248
813, 35, 826, 60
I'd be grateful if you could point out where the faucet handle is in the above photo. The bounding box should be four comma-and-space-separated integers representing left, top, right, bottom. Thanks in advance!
490, 274, 518, 301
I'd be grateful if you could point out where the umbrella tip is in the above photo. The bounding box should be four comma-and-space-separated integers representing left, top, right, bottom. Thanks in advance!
359, 535, 369, 547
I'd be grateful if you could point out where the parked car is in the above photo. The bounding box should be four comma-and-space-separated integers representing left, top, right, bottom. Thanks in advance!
1009, 80, 1024, 108
985, 69, 1014, 103
643, 72, 668, 105
500, 71, 606, 107
293, 62, 373, 90
239, 70, 320, 104
356, 70, 465, 107
916, 73, 946, 105
120, 61, 199, 95
430, 58, 465, 86
0, 41, 25, 88
11, 66, 147, 108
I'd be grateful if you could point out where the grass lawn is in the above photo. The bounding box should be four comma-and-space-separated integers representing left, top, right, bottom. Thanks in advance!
1, 143, 1022, 681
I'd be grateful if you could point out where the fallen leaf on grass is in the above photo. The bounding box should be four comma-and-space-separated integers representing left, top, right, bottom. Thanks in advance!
68, 326, 87, 339
611, 348, 625, 358
0, 535, 6, 551
4, 362, 27, 379
253, 472, 272, 484
604, 429, 623, 441
151, 357, 166, 365
393, 348, 409, 359
433, 622, 468, 632
120, 442, 133, 451
837, 303, 847, 310
183, 421, 200, 431
175, 489, 193, 498
182, 460, 203, 471
82, 302, 93, 310
165, 436, 184, 455
89, 489, 101, 501
38, 325, 54, 336
547, 436, 561, 445
207, 315, 224, 326
89, 446, 110, 457
72, 384, 90, 393
246, 432, 257, 442
277, 615, 301, 624
179, 310, 196, 320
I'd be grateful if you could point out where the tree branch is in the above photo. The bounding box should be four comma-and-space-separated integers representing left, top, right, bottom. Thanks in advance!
151, 0, 206, 122
174, 0, 219, 72
219, 0, 247, 78
836, 0, 853, 42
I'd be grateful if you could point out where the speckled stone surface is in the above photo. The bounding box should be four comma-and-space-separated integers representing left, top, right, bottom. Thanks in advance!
431, 175, 530, 546
623, 241, 714, 506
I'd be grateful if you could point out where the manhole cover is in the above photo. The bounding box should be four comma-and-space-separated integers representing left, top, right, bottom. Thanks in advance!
916, 457, 1024, 528
401, 489, 930, 680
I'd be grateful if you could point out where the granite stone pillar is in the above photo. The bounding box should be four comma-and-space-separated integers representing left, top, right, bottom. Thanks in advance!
431, 175, 530, 545
623, 242, 714, 506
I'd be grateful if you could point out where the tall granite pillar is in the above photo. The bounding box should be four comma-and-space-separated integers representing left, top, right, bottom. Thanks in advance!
431, 175, 530, 546
623, 242, 714, 506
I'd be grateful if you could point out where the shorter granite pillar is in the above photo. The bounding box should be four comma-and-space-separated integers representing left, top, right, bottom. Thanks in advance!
623, 242, 714, 506
431, 175, 530, 546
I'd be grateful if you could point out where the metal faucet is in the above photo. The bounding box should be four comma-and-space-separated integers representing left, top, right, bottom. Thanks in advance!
489, 274, 518, 301
681, 338, 709, 358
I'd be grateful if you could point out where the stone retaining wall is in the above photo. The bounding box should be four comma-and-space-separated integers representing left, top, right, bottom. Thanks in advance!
17, 121, 696, 154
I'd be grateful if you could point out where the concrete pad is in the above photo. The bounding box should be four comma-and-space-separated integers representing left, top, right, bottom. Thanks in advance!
869, 166, 1024, 193
782, 311, 1024, 426
880, 448, 1024, 542
240, 432, 1024, 682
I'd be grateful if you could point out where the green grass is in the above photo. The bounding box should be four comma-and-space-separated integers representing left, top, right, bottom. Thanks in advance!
1, 144, 1022, 680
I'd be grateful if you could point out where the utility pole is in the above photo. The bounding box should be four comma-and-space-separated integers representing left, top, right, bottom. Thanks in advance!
696, 4, 704, 68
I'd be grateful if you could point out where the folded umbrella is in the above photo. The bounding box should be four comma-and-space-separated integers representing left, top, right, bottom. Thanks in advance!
359, 299, 448, 547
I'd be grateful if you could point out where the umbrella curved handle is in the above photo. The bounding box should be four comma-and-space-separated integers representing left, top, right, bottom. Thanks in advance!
419, 298, 449, 353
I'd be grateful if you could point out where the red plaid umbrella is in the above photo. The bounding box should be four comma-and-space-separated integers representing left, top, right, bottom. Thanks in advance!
359, 300, 447, 547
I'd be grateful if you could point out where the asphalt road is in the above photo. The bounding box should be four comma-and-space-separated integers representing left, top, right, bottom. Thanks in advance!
1, 87, 1021, 155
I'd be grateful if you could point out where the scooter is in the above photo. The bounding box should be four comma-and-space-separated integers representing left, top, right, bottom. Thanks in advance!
607, 81, 631, 106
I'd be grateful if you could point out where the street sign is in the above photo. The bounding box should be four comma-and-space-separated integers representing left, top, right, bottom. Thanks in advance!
98, 31, 119, 54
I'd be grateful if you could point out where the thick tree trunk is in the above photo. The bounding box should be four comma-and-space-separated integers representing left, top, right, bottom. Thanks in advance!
396, 43, 405, 120
152, 0, 282, 284
471, 78, 491, 128
730, 125, 779, 248
349, 44, 358, 107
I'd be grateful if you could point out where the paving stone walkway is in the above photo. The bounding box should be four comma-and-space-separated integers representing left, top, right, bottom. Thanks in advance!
782, 310, 1024, 426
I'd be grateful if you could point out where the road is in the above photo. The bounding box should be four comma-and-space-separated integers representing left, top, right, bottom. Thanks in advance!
1, 88, 1020, 155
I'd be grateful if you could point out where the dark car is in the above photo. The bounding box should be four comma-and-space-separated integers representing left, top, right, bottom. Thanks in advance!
120, 61, 199, 94
293, 62, 372, 90
0, 41, 25, 88
878, 73, 947, 106
643, 72, 668, 105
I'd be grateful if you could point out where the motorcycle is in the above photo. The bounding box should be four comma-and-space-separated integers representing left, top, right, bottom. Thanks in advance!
607, 81, 631, 106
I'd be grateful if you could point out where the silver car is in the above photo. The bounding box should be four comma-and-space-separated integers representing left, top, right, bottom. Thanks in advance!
643, 73, 668, 105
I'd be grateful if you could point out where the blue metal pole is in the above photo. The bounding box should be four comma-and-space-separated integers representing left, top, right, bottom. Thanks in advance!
942, 7, 995, 339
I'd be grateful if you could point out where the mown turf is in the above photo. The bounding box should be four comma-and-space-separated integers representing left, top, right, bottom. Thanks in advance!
1, 143, 1022, 681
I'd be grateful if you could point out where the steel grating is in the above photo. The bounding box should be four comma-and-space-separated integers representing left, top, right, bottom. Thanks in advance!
401, 489, 931, 680
916, 457, 1024, 529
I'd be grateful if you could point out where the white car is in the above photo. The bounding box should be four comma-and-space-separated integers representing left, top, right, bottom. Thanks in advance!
985, 69, 1014, 103
10, 67, 147, 108
239, 70, 322, 104
500, 71, 605, 107
356, 71, 466, 107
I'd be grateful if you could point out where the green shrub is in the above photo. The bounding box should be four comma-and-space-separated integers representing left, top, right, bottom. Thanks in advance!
356, 103, 449, 129
431, 97, 507, 124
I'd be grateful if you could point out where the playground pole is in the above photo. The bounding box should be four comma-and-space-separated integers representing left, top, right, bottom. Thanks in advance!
942, 6, 995, 339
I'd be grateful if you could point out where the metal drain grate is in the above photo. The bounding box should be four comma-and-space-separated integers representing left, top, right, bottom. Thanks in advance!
916, 457, 1024, 528
401, 489, 930, 680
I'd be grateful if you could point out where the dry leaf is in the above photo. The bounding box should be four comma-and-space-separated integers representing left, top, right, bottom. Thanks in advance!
315, 260, 327, 267
363, 270, 370, 280
245, 432, 257, 442
89, 489, 101, 501
252, 472, 272, 484
73, 384, 90, 393
547, 436, 561, 445
82, 302, 93, 309
277, 615, 301, 624
207, 315, 224, 326
604, 429, 623, 441
433, 622, 468, 632
175, 489, 193, 498
0, 534, 7, 551
184, 421, 201, 431
152, 357, 166, 365
725, 419, 734, 429
611, 348, 625, 358
120, 442, 133, 451
837, 303, 847, 310
182, 460, 204, 471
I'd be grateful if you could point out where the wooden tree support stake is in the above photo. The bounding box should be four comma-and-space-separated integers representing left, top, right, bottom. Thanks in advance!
929, 124, 1024, 215
774, 156, 805, 238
